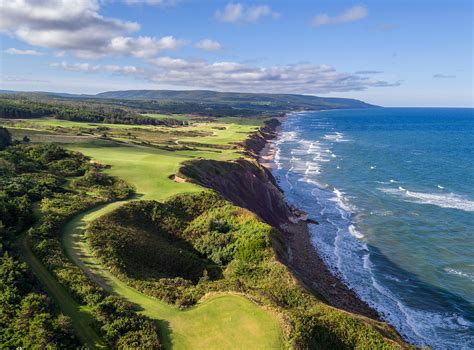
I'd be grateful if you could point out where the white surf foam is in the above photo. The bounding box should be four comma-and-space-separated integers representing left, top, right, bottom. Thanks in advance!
349, 224, 364, 239
379, 187, 474, 212
330, 188, 357, 213
444, 268, 474, 283
323, 132, 350, 142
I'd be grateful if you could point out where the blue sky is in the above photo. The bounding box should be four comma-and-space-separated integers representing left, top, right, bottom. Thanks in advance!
1, 0, 472, 107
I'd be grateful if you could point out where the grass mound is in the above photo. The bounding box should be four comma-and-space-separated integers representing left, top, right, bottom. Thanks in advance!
87, 199, 222, 283
86, 192, 411, 349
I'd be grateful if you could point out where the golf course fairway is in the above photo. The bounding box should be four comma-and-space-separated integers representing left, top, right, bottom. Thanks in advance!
61, 200, 284, 349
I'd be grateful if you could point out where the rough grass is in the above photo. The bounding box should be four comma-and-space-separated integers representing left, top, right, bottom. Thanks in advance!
84, 194, 410, 350
62, 202, 284, 350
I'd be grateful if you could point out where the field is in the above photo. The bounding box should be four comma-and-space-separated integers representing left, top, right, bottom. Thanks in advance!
2, 116, 263, 200
3, 115, 284, 349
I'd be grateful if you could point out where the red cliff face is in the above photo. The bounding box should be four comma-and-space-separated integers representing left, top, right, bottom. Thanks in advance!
242, 118, 281, 158
179, 158, 292, 227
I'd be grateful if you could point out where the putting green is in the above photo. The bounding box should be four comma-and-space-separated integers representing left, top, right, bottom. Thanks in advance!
62, 201, 284, 350
67, 144, 204, 200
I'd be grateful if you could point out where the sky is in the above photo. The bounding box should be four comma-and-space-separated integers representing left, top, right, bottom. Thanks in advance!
0, 0, 472, 107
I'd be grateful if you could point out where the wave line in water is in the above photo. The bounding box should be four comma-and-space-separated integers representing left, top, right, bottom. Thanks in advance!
379, 187, 474, 212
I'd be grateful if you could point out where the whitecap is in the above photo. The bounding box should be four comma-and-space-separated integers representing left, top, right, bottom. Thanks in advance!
323, 132, 350, 142
349, 224, 364, 239
379, 187, 474, 212
444, 268, 474, 283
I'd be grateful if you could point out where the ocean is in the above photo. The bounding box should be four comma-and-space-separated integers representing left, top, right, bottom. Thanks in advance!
271, 108, 474, 349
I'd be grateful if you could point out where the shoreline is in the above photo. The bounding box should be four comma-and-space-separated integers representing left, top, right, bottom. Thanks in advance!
258, 120, 380, 320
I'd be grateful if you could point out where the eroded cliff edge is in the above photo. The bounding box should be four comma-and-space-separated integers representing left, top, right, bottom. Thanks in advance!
178, 118, 384, 320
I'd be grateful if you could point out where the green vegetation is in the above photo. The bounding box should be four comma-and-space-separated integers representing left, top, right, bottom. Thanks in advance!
0, 89, 376, 120
85, 193, 409, 349
62, 200, 284, 350
0, 126, 12, 149
0, 98, 410, 350
0, 138, 161, 349
0, 96, 185, 126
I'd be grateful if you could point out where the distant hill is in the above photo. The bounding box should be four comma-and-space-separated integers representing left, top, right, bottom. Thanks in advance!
0, 89, 378, 117
94, 89, 377, 110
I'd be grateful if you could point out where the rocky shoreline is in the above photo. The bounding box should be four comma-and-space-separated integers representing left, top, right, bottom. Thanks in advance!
258, 120, 381, 319
181, 117, 382, 320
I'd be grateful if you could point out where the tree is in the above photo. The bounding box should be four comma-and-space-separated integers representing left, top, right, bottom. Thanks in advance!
0, 127, 12, 150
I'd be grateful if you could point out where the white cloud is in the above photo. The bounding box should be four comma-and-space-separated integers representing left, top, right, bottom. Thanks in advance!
312, 5, 368, 27
102, 35, 187, 59
52, 58, 399, 94
215, 3, 279, 23
0, 0, 186, 58
50, 61, 101, 73
104, 65, 142, 74
195, 39, 222, 51
5, 48, 43, 56
50, 61, 143, 75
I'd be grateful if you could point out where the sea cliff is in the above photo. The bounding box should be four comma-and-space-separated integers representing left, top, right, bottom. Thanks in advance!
179, 117, 394, 322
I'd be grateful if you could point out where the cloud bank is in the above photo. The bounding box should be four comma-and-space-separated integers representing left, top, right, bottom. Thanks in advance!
51, 58, 399, 94
0, 0, 185, 58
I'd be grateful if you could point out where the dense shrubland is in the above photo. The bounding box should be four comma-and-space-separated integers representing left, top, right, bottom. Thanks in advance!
0, 134, 161, 349
87, 192, 410, 349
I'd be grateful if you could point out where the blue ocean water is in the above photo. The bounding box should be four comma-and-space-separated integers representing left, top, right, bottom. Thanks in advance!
271, 108, 474, 349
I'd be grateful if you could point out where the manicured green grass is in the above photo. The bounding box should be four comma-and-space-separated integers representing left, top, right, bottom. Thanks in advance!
2, 117, 260, 149
65, 142, 243, 201
142, 113, 192, 121
66, 144, 202, 200
178, 122, 259, 145
62, 202, 284, 350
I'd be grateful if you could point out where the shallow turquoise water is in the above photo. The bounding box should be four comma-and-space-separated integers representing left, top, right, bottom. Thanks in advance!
272, 108, 474, 349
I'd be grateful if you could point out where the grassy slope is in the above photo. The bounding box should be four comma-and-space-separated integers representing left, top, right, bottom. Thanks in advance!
62, 203, 283, 349
44, 118, 285, 348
